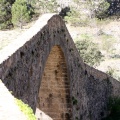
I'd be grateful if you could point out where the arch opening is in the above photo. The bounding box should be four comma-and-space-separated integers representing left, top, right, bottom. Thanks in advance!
36, 46, 72, 120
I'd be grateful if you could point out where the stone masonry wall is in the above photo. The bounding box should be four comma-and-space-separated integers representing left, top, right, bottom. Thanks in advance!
0, 14, 120, 120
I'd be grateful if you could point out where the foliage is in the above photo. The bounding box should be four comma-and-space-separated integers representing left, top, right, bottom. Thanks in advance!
0, 0, 14, 29
106, 66, 120, 81
64, 1, 109, 27
80, 34, 93, 40
75, 39, 104, 67
100, 34, 117, 53
103, 97, 120, 120
106, 66, 115, 76
72, 96, 78, 105
15, 98, 36, 120
72, 0, 110, 19
7, 0, 15, 4
32, 0, 58, 14
95, 0, 110, 18
12, 0, 33, 28
87, 0, 110, 19
64, 8, 84, 26
59, 7, 70, 18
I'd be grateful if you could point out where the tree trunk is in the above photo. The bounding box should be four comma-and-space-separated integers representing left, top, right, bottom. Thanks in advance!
20, 22, 22, 29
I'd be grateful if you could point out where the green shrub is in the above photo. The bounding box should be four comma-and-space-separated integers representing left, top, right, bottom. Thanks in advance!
12, 0, 33, 28
106, 67, 120, 81
80, 34, 93, 40
100, 35, 117, 53
75, 39, 104, 67
0, 0, 13, 29
64, 7, 82, 26
15, 98, 36, 120
72, 0, 110, 19
103, 97, 120, 120
32, 0, 58, 14
106, 66, 115, 76
72, 96, 78, 105
94, 0, 110, 19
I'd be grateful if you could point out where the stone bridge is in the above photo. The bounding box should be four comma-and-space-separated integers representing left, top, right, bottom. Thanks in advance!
0, 14, 120, 120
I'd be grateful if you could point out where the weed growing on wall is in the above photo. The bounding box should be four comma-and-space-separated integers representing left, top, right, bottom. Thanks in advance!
103, 97, 120, 120
15, 98, 36, 120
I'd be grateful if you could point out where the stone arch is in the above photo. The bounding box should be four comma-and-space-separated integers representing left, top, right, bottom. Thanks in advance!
36, 45, 72, 120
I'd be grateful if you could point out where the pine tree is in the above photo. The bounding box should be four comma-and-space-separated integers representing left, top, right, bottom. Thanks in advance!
0, 0, 14, 29
12, 0, 32, 28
